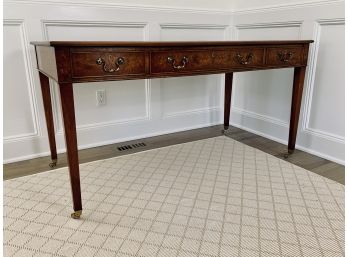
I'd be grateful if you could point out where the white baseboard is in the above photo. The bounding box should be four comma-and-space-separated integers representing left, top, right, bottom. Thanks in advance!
231, 122, 345, 166
3, 121, 221, 164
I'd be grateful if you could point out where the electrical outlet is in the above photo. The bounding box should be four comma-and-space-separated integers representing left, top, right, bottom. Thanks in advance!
96, 90, 106, 106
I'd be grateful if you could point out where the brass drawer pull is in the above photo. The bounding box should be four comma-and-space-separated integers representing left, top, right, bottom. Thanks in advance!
96, 55, 125, 73
167, 56, 189, 70
277, 51, 293, 63
236, 53, 254, 65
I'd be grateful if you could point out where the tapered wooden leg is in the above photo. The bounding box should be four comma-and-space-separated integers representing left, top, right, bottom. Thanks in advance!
39, 72, 58, 167
224, 72, 233, 130
288, 66, 306, 153
58, 83, 82, 218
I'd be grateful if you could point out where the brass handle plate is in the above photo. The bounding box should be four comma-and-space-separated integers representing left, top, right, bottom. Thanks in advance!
236, 53, 254, 65
96, 55, 125, 73
277, 51, 294, 63
167, 56, 189, 70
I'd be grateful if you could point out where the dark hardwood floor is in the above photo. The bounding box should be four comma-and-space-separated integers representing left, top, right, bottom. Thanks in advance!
3, 126, 345, 185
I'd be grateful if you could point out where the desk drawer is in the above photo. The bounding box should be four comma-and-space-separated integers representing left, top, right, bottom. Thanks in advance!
71, 50, 146, 78
150, 50, 213, 74
150, 48, 265, 74
266, 47, 304, 66
212, 48, 264, 68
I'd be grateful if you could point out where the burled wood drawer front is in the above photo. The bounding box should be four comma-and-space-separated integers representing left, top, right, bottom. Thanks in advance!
212, 48, 265, 68
150, 50, 215, 74
71, 50, 146, 78
266, 46, 304, 66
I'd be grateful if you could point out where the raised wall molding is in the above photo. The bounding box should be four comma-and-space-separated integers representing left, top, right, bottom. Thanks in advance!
160, 23, 229, 41
41, 19, 151, 134
232, 107, 289, 128
231, 20, 302, 127
233, 18, 345, 144
41, 20, 150, 41
3, 19, 40, 143
234, 21, 303, 40
163, 106, 221, 119
235, 21, 303, 28
160, 23, 229, 30
56, 80, 151, 134
232, 0, 344, 14
231, 8, 345, 164
302, 18, 345, 143
160, 23, 227, 121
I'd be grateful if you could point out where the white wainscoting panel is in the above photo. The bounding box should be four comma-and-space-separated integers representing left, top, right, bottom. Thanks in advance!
4, 20, 39, 142
71, 81, 150, 131
305, 19, 345, 141
43, 20, 149, 134
232, 1, 345, 164
233, 22, 302, 125
161, 75, 221, 118
160, 23, 228, 41
159, 24, 226, 121
42, 20, 149, 41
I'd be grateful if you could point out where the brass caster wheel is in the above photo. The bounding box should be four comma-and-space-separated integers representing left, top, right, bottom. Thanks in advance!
283, 149, 294, 159
49, 159, 57, 168
71, 210, 82, 219
222, 126, 229, 135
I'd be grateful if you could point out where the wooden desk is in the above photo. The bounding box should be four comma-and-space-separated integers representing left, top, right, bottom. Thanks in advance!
31, 40, 313, 218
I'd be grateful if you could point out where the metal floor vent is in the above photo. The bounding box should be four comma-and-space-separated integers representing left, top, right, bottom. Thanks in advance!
117, 142, 146, 151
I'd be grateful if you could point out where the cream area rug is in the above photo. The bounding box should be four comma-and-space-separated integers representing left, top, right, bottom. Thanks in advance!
4, 136, 344, 257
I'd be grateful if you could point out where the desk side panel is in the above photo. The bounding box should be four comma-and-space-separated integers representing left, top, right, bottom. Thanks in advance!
35, 45, 58, 81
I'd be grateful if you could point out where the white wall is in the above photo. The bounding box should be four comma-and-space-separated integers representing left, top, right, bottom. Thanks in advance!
5, 0, 336, 11
3, 0, 345, 164
3, 0, 231, 163
5, 0, 235, 11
